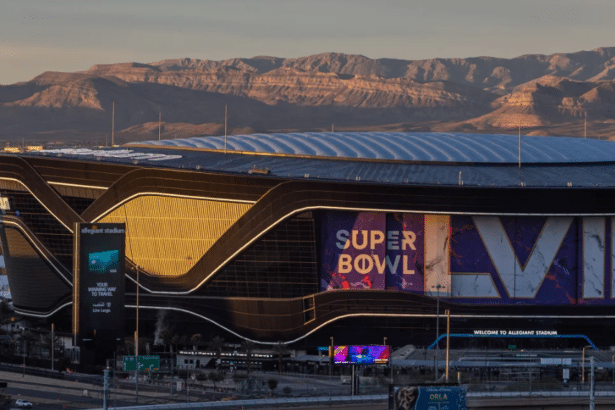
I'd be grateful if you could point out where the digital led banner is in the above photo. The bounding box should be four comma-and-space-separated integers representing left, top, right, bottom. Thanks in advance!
389, 385, 466, 410
333, 345, 390, 365
73, 223, 126, 347
321, 212, 615, 306
321, 212, 423, 292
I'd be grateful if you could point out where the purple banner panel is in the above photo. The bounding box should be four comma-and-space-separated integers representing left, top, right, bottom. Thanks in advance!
385, 213, 424, 292
321, 211, 386, 291
449, 216, 578, 305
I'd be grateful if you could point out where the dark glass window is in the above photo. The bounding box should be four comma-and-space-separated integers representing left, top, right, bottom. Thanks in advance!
204, 213, 319, 298
1, 189, 73, 271
61, 196, 96, 215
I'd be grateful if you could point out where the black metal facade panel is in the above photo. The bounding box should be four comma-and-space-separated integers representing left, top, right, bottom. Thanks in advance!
0, 155, 84, 229
0, 225, 71, 312
130, 290, 615, 342
1, 189, 74, 271
24, 157, 134, 189
203, 214, 319, 298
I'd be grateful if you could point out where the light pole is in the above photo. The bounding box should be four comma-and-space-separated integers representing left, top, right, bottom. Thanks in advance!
51, 323, 54, 372
21, 329, 25, 378
384, 337, 392, 385
135, 265, 140, 404
329, 336, 334, 382
433, 284, 443, 381
582, 345, 591, 385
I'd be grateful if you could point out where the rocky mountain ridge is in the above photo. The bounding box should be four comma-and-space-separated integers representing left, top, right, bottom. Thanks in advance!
2, 47, 615, 143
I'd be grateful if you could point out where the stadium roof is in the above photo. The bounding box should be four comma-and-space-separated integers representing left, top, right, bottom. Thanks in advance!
23, 132, 615, 188
132, 132, 615, 164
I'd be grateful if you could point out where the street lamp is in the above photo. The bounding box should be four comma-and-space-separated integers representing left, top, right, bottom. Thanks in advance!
432, 284, 443, 381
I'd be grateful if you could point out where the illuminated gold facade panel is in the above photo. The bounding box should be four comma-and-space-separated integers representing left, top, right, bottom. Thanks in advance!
0, 179, 27, 192
100, 195, 251, 277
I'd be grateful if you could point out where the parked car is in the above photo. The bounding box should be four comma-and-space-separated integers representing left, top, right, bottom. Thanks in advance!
15, 399, 32, 408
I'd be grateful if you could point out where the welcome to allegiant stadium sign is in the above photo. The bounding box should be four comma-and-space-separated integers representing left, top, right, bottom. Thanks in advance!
39, 148, 182, 162
320, 211, 615, 305
473, 330, 558, 336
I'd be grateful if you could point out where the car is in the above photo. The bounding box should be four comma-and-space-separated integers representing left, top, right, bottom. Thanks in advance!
15, 399, 32, 408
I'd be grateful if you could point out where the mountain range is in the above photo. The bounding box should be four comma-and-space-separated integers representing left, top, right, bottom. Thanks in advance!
2, 47, 615, 144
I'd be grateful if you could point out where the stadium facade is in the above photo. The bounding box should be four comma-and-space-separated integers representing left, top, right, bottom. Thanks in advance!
2, 132, 615, 347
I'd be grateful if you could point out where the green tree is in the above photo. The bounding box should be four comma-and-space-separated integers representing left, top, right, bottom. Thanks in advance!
179, 334, 189, 350
158, 329, 172, 353
241, 340, 254, 376
207, 335, 225, 368
267, 378, 278, 395
208, 370, 225, 390
41, 331, 61, 367
190, 333, 202, 350
20, 330, 37, 359
170, 334, 181, 354
272, 342, 288, 375
123, 336, 135, 355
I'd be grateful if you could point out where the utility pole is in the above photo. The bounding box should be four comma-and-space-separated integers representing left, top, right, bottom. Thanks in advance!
224, 105, 228, 154
158, 112, 161, 141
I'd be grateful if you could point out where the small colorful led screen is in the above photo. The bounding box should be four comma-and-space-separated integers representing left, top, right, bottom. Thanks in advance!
334, 345, 390, 365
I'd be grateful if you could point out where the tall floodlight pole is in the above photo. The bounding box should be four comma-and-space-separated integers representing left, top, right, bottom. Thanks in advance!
135, 265, 140, 404
518, 122, 521, 168
111, 100, 115, 147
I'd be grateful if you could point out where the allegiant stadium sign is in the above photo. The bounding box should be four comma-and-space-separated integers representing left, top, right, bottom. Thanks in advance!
39, 148, 182, 162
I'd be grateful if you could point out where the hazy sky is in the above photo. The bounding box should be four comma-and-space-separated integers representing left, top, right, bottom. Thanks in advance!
1, 0, 614, 85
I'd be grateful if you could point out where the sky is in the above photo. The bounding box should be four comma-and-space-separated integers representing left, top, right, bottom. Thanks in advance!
1, 0, 615, 85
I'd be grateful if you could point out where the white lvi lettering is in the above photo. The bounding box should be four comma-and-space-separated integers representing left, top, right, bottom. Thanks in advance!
472, 217, 573, 298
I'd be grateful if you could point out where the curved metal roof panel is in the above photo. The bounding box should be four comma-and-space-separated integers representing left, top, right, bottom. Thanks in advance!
134, 132, 615, 164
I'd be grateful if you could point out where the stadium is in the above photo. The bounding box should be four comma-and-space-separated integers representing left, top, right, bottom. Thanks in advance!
2, 131, 615, 349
